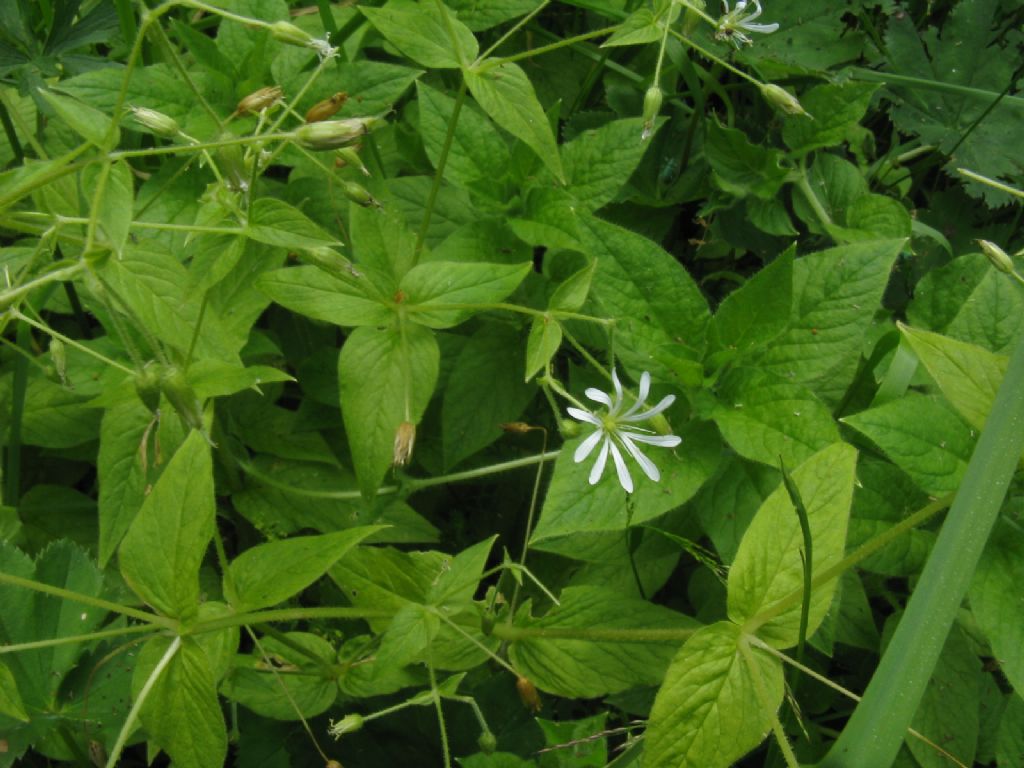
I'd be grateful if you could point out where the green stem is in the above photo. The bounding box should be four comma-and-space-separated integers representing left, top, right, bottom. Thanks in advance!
11, 309, 135, 375
415, 81, 467, 259
820, 329, 1024, 768
187, 606, 393, 636
492, 624, 696, 643
2, 324, 28, 507
0, 570, 173, 627
849, 67, 1024, 108
477, 0, 552, 62
428, 663, 452, 768
0, 624, 155, 654
737, 638, 799, 768
493, 25, 617, 65
794, 162, 834, 228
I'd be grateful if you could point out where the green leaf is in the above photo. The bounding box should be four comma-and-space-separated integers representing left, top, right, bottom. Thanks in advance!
578, 214, 709, 387
225, 527, 382, 612
427, 535, 496, 606
692, 456, 779, 564
710, 368, 840, 468
417, 81, 511, 194
400, 261, 531, 329
905, 625, 981, 768
362, 0, 478, 68
842, 393, 974, 496
782, 82, 877, 154
508, 586, 698, 698
37, 88, 116, 148
375, 603, 440, 668
185, 359, 294, 400
549, 260, 596, 313
221, 632, 337, 720
754, 239, 903, 404
562, 117, 654, 211
247, 197, 340, 250
727, 442, 857, 647
465, 59, 565, 183
645, 622, 784, 768
257, 266, 392, 327
88, 160, 133, 256
119, 431, 215, 619
134, 637, 226, 768
447, 0, 539, 30
971, 523, 1024, 697
0, 658, 29, 722
442, 324, 534, 468
710, 250, 793, 357
900, 323, 1007, 432
525, 315, 562, 382
705, 119, 789, 199
602, 7, 663, 47
741, 0, 865, 71
338, 323, 439, 499
350, 204, 417, 290
997, 695, 1024, 767
829, 194, 912, 242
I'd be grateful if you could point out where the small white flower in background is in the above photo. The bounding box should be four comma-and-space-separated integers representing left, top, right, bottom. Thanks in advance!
567, 370, 682, 494
716, 0, 779, 48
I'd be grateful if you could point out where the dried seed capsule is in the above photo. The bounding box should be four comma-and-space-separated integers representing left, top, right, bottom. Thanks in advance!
305, 92, 349, 123
129, 106, 180, 138
393, 421, 416, 466
516, 676, 542, 713
500, 421, 533, 434
236, 86, 283, 116
160, 366, 205, 433
760, 84, 808, 116
134, 362, 164, 415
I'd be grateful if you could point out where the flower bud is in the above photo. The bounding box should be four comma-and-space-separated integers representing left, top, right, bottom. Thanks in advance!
335, 146, 370, 176
160, 366, 205, 434
559, 418, 582, 438
269, 20, 315, 48
393, 421, 416, 467
641, 85, 663, 141
293, 118, 383, 150
129, 106, 181, 138
760, 84, 808, 117
328, 714, 364, 739
515, 676, 542, 713
236, 86, 283, 116
979, 240, 1015, 274
325, 762, 343, 768
478, 731, 498, 754
134, 362, 164, 415
302, 247, 361, 280
305, 92, 349, 123
340, 179, 380, 208
49, 339, 68, 385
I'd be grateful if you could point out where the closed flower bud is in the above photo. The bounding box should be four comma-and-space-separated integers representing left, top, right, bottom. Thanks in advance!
305, 92, 348, 123
236, 86, 283, 116
129, 106, 180, 138
160, 366, 205, 433
49, 339, 68, 384
134, 362, 164, 415
478, 731, 498, 754
393, 421, 416, 466
335, 146, 370, 176
294, 117, 385, 150
325, 762, 343, 768
559, 418, 582, 438
328, 714, 364, 739
641, 85, 663, 141
340, 179, 380, 208
979, 240, 1015, 274
760, 84, 808, 117
302, 247, 361, 280
269, 20, 314, 48
516, 676, 542, 713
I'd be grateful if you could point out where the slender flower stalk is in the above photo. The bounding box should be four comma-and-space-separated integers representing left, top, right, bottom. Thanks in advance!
567, 370, 681, 493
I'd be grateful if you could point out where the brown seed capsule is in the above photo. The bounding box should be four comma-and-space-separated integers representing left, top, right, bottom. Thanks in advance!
516, 676, 542, 713
393, 421, 416, 467
236, 86, 283, 116
305, 92, 349, 123
500, 421, 533, 434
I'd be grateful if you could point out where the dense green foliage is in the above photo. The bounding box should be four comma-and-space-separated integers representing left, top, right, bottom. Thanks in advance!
1, 1, 1023, 766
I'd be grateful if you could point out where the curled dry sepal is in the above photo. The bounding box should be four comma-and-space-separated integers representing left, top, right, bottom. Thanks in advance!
567, 369, 681, 494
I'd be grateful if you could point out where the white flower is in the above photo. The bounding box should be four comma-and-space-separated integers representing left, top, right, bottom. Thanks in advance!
567, 370, 682, 494
715, 0, 779, 48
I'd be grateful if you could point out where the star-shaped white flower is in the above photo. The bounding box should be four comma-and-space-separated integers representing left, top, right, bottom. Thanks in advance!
567, 370, 682, 493
715, 0, 779, 48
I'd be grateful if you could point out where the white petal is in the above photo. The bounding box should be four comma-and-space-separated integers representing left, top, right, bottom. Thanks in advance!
567, 407, 602, 427
585, 387, 613, 408
622, 394, 676, 422
589, 437, 611, 485
574, 428, 604, 463
608, 440, 634, 493
610, 369, 625, 414
619, 434, 660, 482
623, 432, 682, 448
740, 21, 778, 33
744, 0, 760, 20
623, 371, 651, 418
